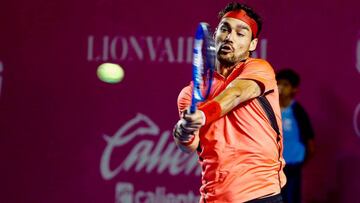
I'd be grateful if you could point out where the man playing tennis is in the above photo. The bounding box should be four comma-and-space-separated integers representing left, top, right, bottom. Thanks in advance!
173, 2, 286, 203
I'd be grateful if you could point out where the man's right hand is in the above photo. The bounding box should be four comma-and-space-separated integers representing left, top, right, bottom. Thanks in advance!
173, 118, 200, 153
173, 119, 195, 143
181, 109, 205, 131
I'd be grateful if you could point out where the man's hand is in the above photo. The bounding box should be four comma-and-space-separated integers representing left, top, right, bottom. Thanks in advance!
173, 109, 204, 143
181, 109, 205, 132
173, 119, 194, 143
172, 109, 204, 153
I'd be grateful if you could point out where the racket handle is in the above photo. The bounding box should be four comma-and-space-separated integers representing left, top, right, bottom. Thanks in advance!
190, 103, 196, 114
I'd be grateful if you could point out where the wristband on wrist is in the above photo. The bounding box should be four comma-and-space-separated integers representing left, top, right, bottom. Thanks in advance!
198, 100, 222, 125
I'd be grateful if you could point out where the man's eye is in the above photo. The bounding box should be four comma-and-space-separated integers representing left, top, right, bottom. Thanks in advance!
237, 32, 244, 36
220, 27, 229, 32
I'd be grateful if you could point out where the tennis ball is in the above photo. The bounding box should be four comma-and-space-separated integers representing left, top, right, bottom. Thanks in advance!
97, 63, 124, 84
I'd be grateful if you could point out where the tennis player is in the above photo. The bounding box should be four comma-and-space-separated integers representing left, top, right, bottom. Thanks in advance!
173, 2, 286, 202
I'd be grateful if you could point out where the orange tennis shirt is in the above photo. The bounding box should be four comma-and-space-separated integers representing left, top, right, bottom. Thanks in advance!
177, 58, 286, 202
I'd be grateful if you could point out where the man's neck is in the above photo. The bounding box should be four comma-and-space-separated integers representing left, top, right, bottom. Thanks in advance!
219, 65, 236, 78
280, 98, 293, 109
218, 58, 248, 78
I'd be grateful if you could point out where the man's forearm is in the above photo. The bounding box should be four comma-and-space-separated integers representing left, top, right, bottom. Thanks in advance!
199, 79, 261, 125
214, 79, 261, 116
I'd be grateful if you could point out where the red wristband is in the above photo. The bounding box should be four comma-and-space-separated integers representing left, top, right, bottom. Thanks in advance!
198, 100, 222, 125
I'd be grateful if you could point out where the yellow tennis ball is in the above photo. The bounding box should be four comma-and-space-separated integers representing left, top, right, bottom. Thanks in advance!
97, 63, 124, 83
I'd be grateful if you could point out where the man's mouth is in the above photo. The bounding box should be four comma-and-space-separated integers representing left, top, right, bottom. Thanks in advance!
219, 44, 234, 53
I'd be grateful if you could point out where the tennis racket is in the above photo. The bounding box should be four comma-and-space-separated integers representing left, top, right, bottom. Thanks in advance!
190, 22, 216, 114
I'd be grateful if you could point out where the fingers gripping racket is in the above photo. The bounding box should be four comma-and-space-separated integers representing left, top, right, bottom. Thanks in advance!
190, 22, 216, 114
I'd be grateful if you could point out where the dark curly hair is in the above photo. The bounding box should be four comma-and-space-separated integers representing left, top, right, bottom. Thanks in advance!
276, 69, 301, 88
218, 2, 263, 39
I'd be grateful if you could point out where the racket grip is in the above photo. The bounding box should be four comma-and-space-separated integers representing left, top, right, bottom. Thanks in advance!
190, 104, 196, 114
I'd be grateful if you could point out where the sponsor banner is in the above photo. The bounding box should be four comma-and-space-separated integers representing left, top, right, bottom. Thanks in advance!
115, 182, 199, 203
1, 1, 360, 203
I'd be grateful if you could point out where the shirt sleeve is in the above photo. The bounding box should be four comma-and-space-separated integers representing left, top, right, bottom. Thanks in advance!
177, 85, 192, 117
236, 58, 277, 94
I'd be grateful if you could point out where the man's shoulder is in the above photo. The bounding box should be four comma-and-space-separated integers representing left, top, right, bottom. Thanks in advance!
180, 83, 192, 93
292, 101, 309, 116
178, 83, 192, 98
245, 58, 272, 68
240, 58, 275, 79
177, 83, 193, 110
292, 101, 304, 110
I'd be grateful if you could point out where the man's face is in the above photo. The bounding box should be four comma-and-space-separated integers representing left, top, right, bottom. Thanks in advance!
277, 79, 297, 99
214, 17, 258, 66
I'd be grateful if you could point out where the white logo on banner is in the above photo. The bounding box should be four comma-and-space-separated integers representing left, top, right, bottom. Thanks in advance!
87, 35, 268, 63
0, 61, 3, 97
355, 103, 360, 138
115, 182, 199, 203
355, 38, 360, 138
87, 36, 194, 63
100, 113, 200, 180
357, 39, 360, 73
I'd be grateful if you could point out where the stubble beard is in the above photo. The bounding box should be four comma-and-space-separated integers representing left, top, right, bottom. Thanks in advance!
217, 52, 248, 68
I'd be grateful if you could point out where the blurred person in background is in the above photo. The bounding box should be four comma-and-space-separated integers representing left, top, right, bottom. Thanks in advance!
276, 69, 315, 203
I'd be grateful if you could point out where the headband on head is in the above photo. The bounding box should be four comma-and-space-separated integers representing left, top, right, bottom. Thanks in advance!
223, 10, 258, 38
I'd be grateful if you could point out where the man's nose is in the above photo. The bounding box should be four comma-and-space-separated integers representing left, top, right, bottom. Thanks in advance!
224, 32, 233, 42
225, 31, 232, 40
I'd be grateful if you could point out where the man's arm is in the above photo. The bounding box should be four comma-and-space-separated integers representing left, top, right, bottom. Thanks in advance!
176, 78, 261, 153
214, 79, 261, 115
173, 86, 201, 153
183, 78, 261, 126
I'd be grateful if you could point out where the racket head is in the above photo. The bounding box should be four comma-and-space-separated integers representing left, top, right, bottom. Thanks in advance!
190, 22, 216, 113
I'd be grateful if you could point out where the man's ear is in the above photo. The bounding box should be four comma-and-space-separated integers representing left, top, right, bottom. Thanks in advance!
249, 38, 258, 52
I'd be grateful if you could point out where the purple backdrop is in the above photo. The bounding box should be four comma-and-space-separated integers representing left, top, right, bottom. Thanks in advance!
1, 0, 360, 202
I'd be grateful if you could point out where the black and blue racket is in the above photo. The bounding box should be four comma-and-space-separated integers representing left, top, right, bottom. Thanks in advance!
190, 22, 216, 113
